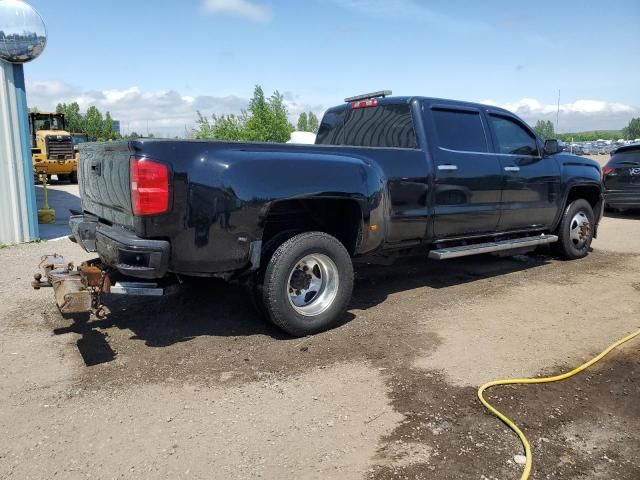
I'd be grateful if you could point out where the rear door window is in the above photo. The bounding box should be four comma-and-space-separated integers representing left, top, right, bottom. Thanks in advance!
489, 115, 539, 156
432, 108, 488, 152
316, 104, 418, 148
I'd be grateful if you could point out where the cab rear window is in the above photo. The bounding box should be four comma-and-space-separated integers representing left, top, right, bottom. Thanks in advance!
316, 104, 418, 149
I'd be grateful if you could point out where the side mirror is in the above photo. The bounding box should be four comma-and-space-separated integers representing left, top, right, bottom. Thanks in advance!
543, 139, 560, 156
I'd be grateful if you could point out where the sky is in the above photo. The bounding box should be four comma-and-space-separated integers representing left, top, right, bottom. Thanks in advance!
20, 0, 640, 136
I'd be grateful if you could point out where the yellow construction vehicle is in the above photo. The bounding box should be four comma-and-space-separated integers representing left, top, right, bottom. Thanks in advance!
29, 112, 78, 183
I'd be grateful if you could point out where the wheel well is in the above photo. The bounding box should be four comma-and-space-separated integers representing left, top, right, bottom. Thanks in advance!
261, 199, 362, 256
566, 185, 601, 210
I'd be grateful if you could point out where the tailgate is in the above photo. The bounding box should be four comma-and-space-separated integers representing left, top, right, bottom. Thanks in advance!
78, 141, 134, 227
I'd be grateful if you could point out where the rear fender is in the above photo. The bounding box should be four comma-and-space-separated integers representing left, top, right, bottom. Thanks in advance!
223, 153, 389, 253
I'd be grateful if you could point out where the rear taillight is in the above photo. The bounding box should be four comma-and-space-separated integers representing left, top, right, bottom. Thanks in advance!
601, 165, 615, 179
351, 98, 377, 109
130, 156, 169, 216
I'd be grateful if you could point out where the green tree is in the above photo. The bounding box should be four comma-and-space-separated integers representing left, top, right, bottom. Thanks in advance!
244, 85, 273, 141
533, 120, 555, 139
194, 111, 247, 140
56, 102, 84, 133
84, 106, 104, 141
103, 112, 114, 140
623, 117, 640, 140
266, 90, 293, 143
297, 112, 308, 132
296, 111, 320, 133
308, 112, 319, 133
193, 85, 292, 143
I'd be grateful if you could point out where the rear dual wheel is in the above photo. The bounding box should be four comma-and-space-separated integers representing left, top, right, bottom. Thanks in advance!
259, 232, 353, 337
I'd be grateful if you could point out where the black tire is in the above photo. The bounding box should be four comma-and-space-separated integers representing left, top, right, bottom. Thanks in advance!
70, 171, 78, 184
262, 231, 353, 337
555, 199, 594, 259
247, 229, 303, 317
57, 174, 70, 182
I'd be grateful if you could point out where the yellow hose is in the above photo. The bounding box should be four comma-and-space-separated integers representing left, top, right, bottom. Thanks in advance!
478, 328, 640, 480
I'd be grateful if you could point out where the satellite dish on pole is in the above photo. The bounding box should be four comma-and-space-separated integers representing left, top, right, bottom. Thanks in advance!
0, 0, 47, 63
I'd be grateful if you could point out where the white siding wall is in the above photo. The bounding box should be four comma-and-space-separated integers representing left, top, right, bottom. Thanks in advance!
0, 60, 38, 243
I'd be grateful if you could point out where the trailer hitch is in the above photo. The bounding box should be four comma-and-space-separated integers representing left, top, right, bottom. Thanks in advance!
32, 255, 166, 318
32, 255, 111, 317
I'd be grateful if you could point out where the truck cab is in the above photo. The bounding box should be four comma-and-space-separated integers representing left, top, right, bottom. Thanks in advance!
316, 94, 602, 252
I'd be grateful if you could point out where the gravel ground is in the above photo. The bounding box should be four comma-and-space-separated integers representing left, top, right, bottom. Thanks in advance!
0, 199, 638, 479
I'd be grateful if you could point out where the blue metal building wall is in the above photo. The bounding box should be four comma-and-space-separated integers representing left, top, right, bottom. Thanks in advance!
0, 60, 39, 243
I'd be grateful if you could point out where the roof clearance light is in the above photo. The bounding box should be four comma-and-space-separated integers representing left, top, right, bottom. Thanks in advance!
351, 99, 378, 109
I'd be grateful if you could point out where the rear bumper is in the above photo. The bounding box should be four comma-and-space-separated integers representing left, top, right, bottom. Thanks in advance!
604, 189, 640, 209
69, 215, 170, 279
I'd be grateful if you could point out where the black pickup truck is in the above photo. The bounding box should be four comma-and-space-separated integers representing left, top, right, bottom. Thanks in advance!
34, 91, 603, 337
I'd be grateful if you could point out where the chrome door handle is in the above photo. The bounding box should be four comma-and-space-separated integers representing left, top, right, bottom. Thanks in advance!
504, 166, 520, 172
437, 164, 458, 171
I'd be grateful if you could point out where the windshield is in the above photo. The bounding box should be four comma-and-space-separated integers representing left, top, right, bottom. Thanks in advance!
32, 114, 65, 131
72, 135, 88, 145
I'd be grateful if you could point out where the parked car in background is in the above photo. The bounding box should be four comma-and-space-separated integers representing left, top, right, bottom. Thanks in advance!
602, 143, 640, 210
570, 144, 584, 155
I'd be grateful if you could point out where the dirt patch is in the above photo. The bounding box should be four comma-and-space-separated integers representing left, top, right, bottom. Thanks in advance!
371, 345, 639, 480
416, 253, 640, 386
0, 362, 403, 480
1, 235, 639, 479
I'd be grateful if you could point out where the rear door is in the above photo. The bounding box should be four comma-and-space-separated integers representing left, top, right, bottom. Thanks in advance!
424, 104, 502, 238
486, 113, 561, 231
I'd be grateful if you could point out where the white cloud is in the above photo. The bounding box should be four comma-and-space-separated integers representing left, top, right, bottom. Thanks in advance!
25, 80, 323, 137
201, 0, 271, 22
27, 79, 635, 136
481, 98, 639, 132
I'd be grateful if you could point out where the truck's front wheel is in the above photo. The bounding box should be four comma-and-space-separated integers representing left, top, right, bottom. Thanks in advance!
555, 199, 594, 259
262, 232, 353, 337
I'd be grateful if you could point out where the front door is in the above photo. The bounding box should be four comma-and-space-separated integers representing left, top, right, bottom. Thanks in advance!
487, 113, 561, 231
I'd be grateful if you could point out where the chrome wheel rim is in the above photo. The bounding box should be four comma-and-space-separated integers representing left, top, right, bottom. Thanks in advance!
569, 211, 591, 249
286, 254, 339, 316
